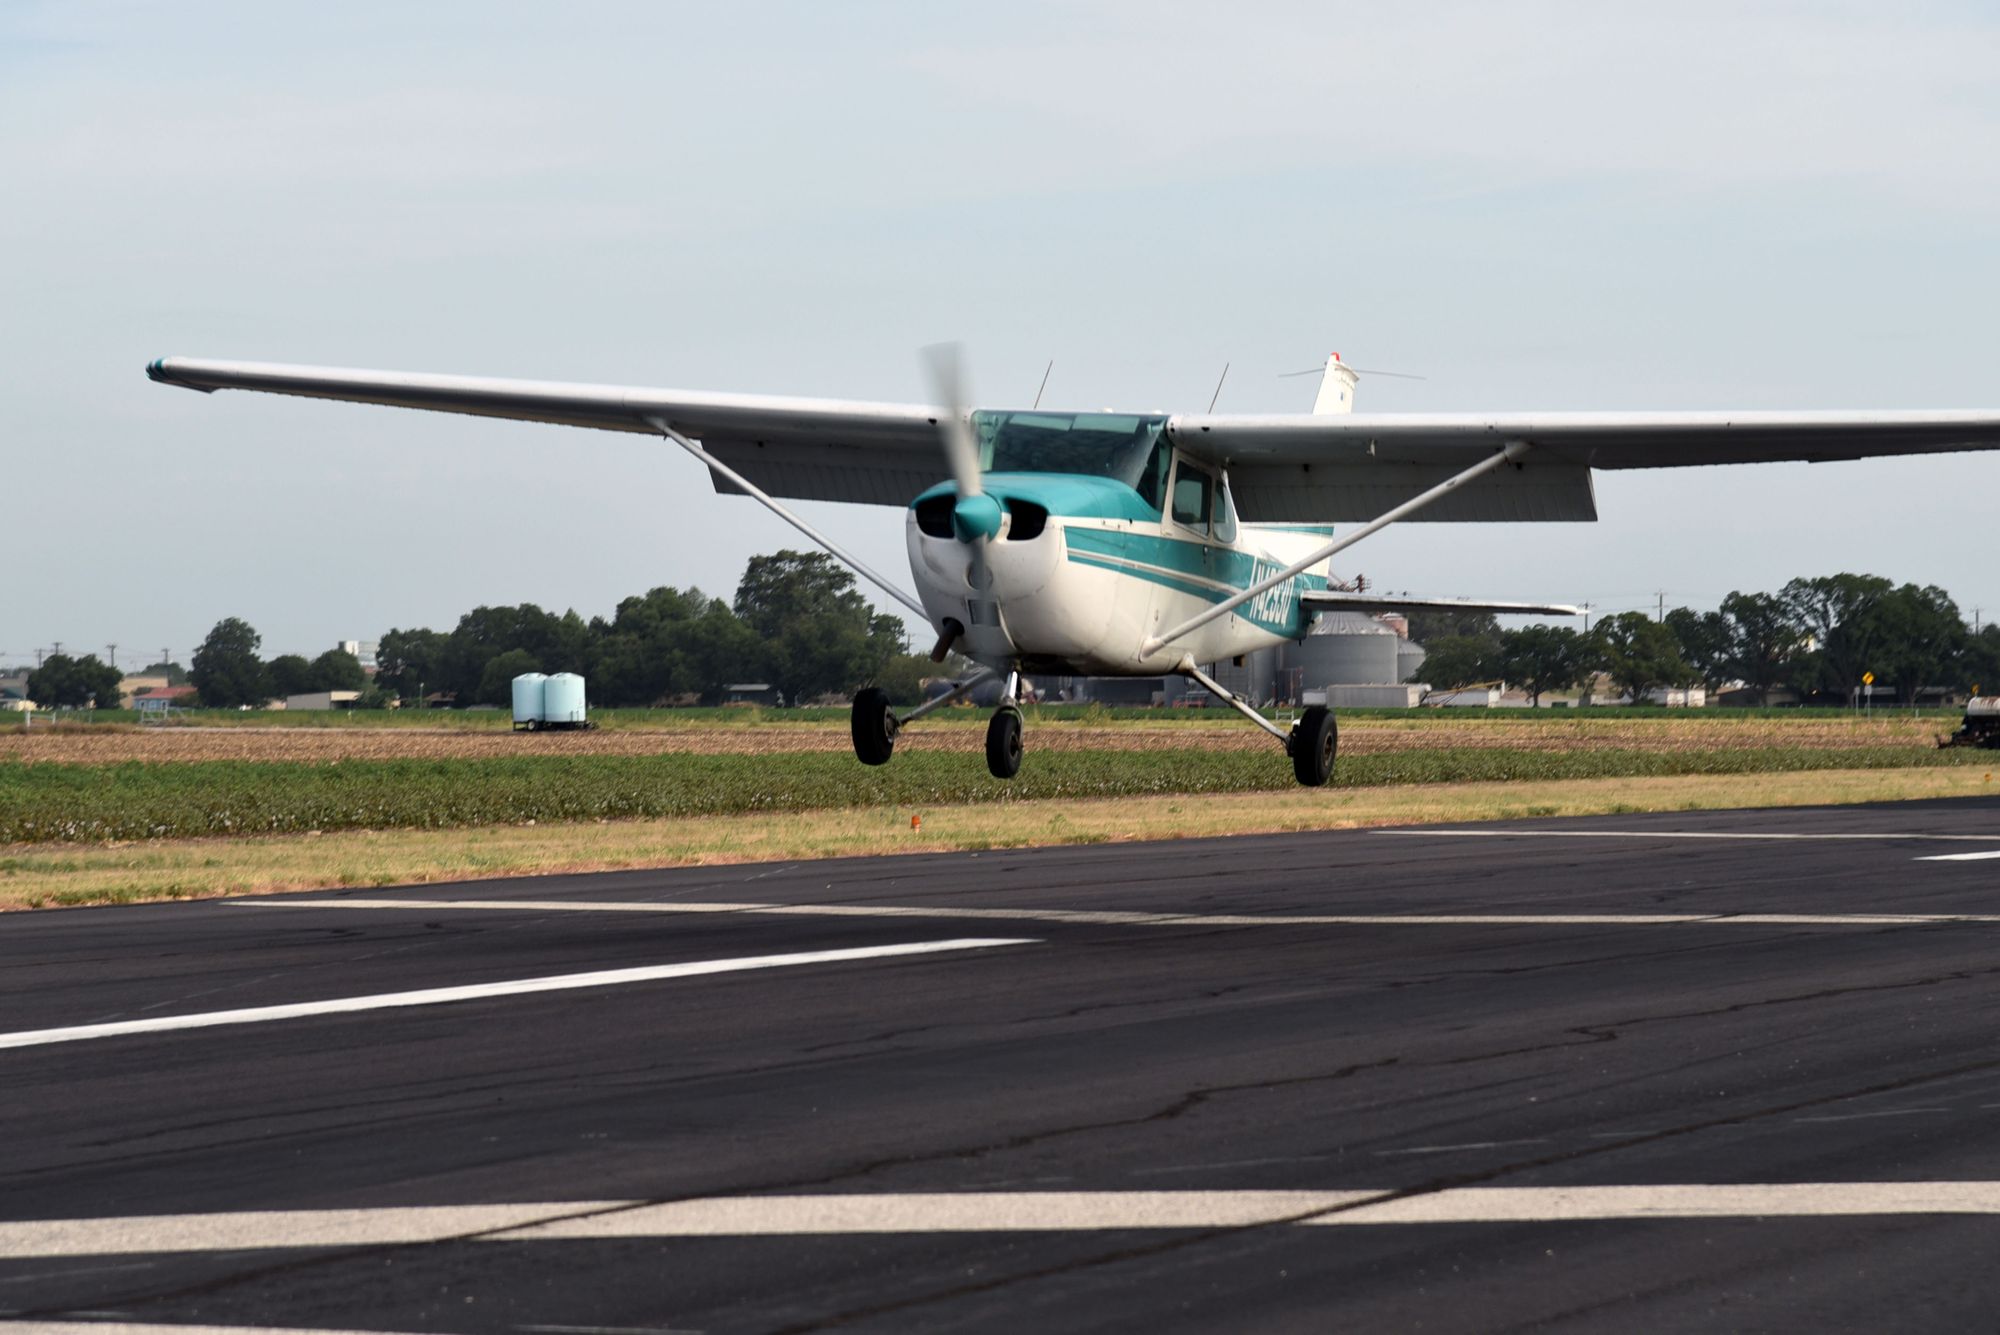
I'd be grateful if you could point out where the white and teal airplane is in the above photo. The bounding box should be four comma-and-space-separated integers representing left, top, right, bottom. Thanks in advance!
149, 349, 2000, 785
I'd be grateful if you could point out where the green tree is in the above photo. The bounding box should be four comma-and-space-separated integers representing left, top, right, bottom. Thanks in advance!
440, 604, 587, 700
376, 628, 449, 701
1962, 625, 2000, 695
733, 551, 906, 703
141, 659, 188, 686
1593, 612, 1692, 704
1406, 609, 1502, 645
1845, 583, 1965, 703
266, 654, 315, 697
586, 586, 712, 705
476, 648, 544, 707
1496, 625, 1597, 706
26, 653, 123, 708
1664, 607, 1734, 691
308, 648, 369, 692
872, 652, 936, 706
1781, 573, 1892, 698
190, 617, 269, 708
1719, 591, 1800, 705
1411, 634, 1498, 691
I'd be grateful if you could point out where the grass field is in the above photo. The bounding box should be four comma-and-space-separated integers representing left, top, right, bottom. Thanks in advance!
1, 709, 1989, 910
5, 765, 1993, 911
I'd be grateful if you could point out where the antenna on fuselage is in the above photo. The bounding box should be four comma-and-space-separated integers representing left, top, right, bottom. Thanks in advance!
1032, 359, 1053, 409
1207, 362, 1230, 413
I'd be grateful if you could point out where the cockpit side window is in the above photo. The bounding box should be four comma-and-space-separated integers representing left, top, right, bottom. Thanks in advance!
1170, 459, 1213, 532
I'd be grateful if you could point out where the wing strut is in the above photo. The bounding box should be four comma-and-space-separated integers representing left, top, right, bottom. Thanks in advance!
646, 417, 930, 622
1139, 442, 1532, 657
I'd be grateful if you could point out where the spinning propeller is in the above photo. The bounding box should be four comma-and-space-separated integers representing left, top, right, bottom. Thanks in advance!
923, 342, 998, 590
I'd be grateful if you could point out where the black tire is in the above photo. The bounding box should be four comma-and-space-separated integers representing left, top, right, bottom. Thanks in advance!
1290, 706, 1338, 787
985, 707, 1024, 779
851, 688, 897, 766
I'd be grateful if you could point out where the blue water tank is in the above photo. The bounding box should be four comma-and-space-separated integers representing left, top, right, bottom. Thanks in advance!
542, 672, 587, 726
511, 673, 548, 726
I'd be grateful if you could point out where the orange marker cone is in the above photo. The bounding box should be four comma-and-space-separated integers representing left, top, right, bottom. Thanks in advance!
911, 814, 922, 830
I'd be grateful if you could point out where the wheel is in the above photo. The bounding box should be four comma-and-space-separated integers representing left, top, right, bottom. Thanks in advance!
1289, 706, 1337, 787
851, 687, 897, 766
985, 707, 1024, 779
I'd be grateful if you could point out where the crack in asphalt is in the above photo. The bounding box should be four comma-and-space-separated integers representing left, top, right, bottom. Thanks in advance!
769, 1050, 2000, 1333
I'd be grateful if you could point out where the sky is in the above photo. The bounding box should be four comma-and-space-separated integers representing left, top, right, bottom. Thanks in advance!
8, 0, 2000, 668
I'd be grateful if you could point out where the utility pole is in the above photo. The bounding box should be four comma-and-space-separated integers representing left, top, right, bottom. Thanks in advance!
161, 647, 172, 672
51, 641, 63, 659
106, 643, 117, 671
1581, 602, 1594, 634
1656, 590, 1667, 621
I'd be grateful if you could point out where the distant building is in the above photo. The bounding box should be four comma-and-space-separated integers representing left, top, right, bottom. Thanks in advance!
116, 675, 170, 708
337, 640, 380, 671
725, 683, 779, 705
283, 691, 363, 711
132, 685, 197, 714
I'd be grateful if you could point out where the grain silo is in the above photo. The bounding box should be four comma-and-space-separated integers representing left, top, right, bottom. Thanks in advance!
1280, 612, 1400, 686
542, 673, 588, 728
511, 673, 548, 730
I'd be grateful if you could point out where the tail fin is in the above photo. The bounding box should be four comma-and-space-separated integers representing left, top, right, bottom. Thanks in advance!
1311, 352, 1359, 415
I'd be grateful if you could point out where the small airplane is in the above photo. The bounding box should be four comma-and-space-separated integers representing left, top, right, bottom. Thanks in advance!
149, 349, 2000, 785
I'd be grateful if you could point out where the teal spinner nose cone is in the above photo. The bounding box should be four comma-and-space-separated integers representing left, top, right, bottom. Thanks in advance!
952, 492, 1003, 542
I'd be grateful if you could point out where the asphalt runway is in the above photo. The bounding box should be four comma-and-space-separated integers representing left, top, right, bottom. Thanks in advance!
7, 796, 2000, 1334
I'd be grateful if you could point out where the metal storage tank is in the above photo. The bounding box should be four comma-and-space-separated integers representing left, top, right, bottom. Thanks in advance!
1396, 641, 1428, 684
511, 673, 547, 730
542, 673, 587, 726
1280, 613, 1399, 685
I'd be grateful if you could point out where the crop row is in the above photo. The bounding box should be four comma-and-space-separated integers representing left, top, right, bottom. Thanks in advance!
0, 746, 1984, 845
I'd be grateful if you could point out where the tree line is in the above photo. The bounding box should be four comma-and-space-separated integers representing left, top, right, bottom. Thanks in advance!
185, 551, 929, 709
1411, 573, 2000, 705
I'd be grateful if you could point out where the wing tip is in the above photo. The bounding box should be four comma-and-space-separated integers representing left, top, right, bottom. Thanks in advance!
146, 357, 214, 393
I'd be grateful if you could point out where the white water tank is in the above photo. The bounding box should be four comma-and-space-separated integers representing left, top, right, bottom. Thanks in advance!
511, 673, 548, 727
542, 672, 587, 726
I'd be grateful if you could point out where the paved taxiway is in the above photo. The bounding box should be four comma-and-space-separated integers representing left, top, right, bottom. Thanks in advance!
6, 797, 2000, 1333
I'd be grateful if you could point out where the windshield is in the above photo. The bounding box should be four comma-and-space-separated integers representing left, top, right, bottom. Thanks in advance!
972, 410, 1171, 509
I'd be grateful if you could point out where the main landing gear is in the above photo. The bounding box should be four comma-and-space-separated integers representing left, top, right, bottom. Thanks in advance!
1288, 705, 1338, 787
1178, 657, 1338, 788
851, 668, 1029, 780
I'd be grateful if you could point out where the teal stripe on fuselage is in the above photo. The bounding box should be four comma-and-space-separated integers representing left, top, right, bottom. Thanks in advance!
1064, 526, 1325, 637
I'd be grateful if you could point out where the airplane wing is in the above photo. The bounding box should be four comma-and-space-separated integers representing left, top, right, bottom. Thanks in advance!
1301, 592, 1583, 618
1173, 410, 2000, 522
146, 357, 948, 506
149, 358, 2000, 521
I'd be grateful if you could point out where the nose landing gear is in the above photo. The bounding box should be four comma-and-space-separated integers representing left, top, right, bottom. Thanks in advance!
850, 665, 1032, 780
985, 707, 1024, 778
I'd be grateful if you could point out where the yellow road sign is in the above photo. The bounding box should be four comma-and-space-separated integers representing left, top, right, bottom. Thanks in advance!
1863, 671, 1875, 685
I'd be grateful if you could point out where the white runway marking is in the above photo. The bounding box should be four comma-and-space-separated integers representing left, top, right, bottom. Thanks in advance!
9, 1325, 435, 1334
232, 898, 2000, 928
1918, 849, 2000, 861
0, 938, 1033, 1052
1379, 829, 2000, 844
13, 1185, 2000, 1256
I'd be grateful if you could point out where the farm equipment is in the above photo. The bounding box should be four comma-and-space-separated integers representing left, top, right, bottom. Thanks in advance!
1940, 697, 2000, 750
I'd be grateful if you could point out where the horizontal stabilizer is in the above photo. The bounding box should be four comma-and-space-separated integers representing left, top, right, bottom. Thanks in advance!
1302, 592, 1582, 618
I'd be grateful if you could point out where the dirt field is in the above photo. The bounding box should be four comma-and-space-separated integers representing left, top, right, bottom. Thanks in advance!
0, 714, 1955, 764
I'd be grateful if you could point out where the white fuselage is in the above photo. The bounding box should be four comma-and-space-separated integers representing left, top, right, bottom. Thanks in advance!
906, 501, 1331, 677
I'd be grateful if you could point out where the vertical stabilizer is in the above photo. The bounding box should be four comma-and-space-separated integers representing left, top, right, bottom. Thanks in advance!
1311, 352, 1360, 415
